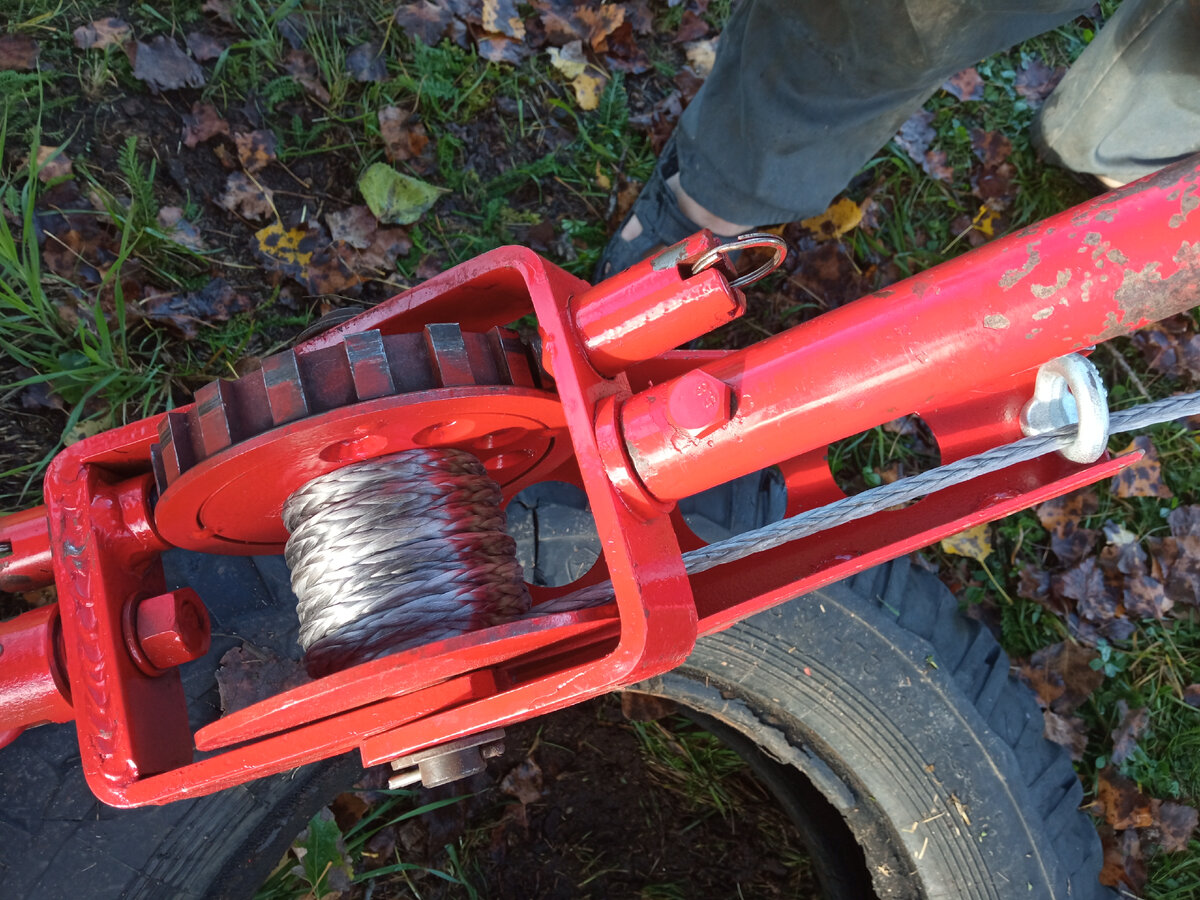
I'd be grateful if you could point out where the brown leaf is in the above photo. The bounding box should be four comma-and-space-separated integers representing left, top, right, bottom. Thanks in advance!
1053, 557, 1116, 622
1123, 574, 1171, 619
284, 49, 330, 104
156, 206, 207, 251
1110, 435, 1173, 498
306, 245, 364, 296
1015, 56, 1065, 108
130, 36, 207, 92
1017, 563, 1050, 603
202, 0, 236, 26
218, 172, 274, 221
535, 0, 625, 50
378, 107, 430, 162
1099, 825, 1147, 891
603, 21, 652, 74
1050, 521, 1098, 566
921, 149, 954, 184
1020, 640, 1103, 714
136, 278, 254, 338
1151, 799, 1199, 853
186, 31, 227, 62
499, 757, 544, 805
1109, 700, 1149, 765
477, 33, 531, 65
970, 129, 1012, 168
972, 161, 1016, 210
215, 644, 307, 715
355, 227, 412, 272
1168, 505, 1200, 539
35, 146, 73, 182
73, 18, 133, 51
182, 101, 230, 148
943, 66, 984, 101
1036, 489, 1100, 531
1097, 767, 1154, 830
0, 34, 39, 71
620, 693, 677, 721
482, 0, 526, 40
327, 206, 379, 249
346, 41, 386, 82
394, 0, 460, 46
233, 129, 277, 174
1042, 709, 1087, 760
673, 10, 710, 42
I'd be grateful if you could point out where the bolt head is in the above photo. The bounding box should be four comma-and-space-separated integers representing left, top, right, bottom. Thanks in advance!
136, 589, 211, 670
666, 370, 734, 435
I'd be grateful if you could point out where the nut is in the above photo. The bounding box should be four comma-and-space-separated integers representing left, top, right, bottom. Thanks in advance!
665, 370, 734, 436
135, 589, 211, 670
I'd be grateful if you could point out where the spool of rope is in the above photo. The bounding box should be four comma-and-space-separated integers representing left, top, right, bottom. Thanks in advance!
283, 448, 531, 677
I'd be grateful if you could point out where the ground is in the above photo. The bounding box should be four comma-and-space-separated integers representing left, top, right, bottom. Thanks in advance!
1, 1, 1199, 897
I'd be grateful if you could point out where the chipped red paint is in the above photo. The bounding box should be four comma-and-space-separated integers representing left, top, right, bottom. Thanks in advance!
0, 155, 1195, 807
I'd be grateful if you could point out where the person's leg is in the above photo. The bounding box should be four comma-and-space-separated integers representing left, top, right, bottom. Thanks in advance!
1035, 0, 1200, 186
599, 0, 1090, 277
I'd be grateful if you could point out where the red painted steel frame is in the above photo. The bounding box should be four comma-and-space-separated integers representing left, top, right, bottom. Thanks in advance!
0, 155, 1196, 807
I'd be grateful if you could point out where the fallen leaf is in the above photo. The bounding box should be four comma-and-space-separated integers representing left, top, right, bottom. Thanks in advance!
202, 0, 236, 26
378, 107, 430, 162
156, 206, 207, 251
35, 146, 73, 182
1054, 557, 1116, 622
0, 34, 39, 71
136, 279, 254, 338
620, 693, 677, 721
942, 66, 984, 101
181, 101, 230, 147
922, 149, 954, 184
800, 197, 864, 242
129, 36, 207, 92
603, 20, 652, 74
218, 172, 275, 221
1021, 640, 1104, 714
482, 0, 526, 40
284, 48, 330, 104
1015, 56, 1065, 108
894, 109, 935, 167
941, 523, 992, 563
500, 757, 544, 805
73, 18, 133, 51
1169, 505, 1200, 538
1097, 768, 1155, 830
290, 808, 353, 897
330, 793, 370, 834
478, 34, 531, 64
1050, 520, 1098, 566
186, 31, 227, 62
683, 38, 717, 79
255, 221, 321, 283
327, 206, 378, 249
547, 40, 588, 79
1036, 489, 1100, 531
1151, 800, 1199, 853
393, 0, 460, 46
673, 10, 710, 42
234, 129, 277, 174
346, 41, 386, 82
1109, 700, 1149, 765
358, 162, 444, 224
970, 129, 1012, 168
1111, 436, 1172, 498
1123, 574, 1171, 619
354, 226, 412, 272
536, 0, 625, 50
570, 67, 607, 110
1043, 709, 1087, 760
1099, 825, 1146, 891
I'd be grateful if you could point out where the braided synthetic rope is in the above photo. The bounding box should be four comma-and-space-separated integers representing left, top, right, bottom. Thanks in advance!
284, 448, 530, 676
540, 389, 1200, 611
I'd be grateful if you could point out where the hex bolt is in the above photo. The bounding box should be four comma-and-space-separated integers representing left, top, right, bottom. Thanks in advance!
665, 370, 735, 437
135, 588, 211, 670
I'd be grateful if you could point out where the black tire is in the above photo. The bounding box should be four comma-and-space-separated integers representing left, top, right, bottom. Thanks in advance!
0, 484, 1112, 899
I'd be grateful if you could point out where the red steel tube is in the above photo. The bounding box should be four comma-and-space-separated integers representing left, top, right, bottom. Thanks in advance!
0, 604, 73, 738
0, 506, 53, 593
620, 155, 1200, 503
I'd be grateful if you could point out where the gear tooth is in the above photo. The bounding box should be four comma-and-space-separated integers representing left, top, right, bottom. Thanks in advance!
194, 381, 235, 457
155, 410, 197, 484
299, 344, 356, 412
343, 330, 396, 401
424, 323, 475, 387
259, 351, 310, 426
487, 327, 536, 388
149, 444, 169, 495
384, 333, 436, 392
232, 368, 274, 437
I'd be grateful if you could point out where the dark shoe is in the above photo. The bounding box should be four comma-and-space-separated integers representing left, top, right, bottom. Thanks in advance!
593, 136, 703, 282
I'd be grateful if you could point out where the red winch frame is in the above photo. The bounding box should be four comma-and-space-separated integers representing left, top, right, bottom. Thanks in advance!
1, 156, 1198, 808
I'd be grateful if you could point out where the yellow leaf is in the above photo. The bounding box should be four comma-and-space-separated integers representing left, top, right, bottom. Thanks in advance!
974, 204, 1000, 238
572, 69, 607, 111
800, 197, 864, 242
547, 41, 588, 80
255, 221, 315, 274
941, 523, 993, 563
595, 161, 611, 191
684, 38, 717, 78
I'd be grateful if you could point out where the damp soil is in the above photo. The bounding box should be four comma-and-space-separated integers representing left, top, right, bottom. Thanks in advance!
344, 695, 822, 900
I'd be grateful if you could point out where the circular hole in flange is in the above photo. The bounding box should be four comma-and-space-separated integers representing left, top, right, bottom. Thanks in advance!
825, 414, 941, 500
506, 481, 601, 587
678, 467, 788, 544
318, 434, 388, 463
412, 419, 477, 445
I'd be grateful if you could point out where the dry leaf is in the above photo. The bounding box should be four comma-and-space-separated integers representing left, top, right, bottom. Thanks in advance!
73, 18, 133, 51
1097, 768, 1154, 830
1015, 56, 1065, 108
683, 38, 717, 78
327, 206, 379, 249
943, 66, 984, 101
500, 757, 544, 805
970, 129, 1012, 168
941, 523, 992, 563
181, 101, 230, 147
1109, 700, 1149, 765
202, 0, 235, 25
1151, 800, 1199, 853
186, 31, 227, 62
135, 279, 254, 339
482, 0, 526, 40
234, 129, 277, 174
219, 172, 274, 221
378, 107, 430, 162
393, 0, 460, 46
1042, 710, 1087, 760
346, 41, 386, 82
35, 146, 73, 182
130, 36, 207, 92
0, 34, 39, 71
1111, 436, 1172, 498
284, 49, 330, 104
1018, 641, 1103, 714
800, 197, 864, 242
156, 207, 207, 252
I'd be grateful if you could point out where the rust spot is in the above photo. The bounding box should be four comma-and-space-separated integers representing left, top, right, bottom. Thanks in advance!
1168, 181, 1198, 229
983, 314, 1010, 329
999, 246, 1041, 289
1084, 233, 1102, 246
1107, 248, 1129, 265
1094, 210, 1116, 223
1098, 240, 1200, 342
1032, 306, 1054, 320
1031, 269, 1071, 300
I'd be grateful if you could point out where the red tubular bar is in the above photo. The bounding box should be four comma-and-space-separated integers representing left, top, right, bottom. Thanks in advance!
0, 506, 54, 593
620, 157, 1200, 502
0, 604, 73, 745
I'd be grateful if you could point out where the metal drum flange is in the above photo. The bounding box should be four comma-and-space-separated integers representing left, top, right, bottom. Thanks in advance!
151, 323, 570, 554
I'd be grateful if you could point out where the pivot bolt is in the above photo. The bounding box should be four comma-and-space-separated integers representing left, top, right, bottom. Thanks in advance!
135, 589, 211, 671
666, 370, 735, 437
388, 729, 506, 789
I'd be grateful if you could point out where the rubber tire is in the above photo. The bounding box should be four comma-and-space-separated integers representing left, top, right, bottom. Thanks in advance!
0, 500, 1113, 899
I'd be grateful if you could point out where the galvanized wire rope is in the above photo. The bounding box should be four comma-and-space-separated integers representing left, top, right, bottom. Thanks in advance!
284, 448, 530, 676
543, 389, 1200, 611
